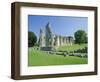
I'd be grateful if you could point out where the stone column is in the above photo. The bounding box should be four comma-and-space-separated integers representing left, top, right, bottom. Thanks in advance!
57, 36, 60, 47
61, 37, 63, 46
59, 36, 61, 46
64, 37, 66, 45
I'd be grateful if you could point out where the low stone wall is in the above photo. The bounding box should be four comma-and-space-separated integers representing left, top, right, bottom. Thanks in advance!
32, 47, 87, 58
44, 50, 87, 58
40, 47, 54, 51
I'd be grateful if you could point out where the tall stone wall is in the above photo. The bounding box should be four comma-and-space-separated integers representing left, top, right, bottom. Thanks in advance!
52, 35, 73, 47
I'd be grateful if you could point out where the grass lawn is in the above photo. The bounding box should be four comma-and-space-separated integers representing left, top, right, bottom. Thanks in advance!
28, 48, 88, 66
57, 44, 87, 52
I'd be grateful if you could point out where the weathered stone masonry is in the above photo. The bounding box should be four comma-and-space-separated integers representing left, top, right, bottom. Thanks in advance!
38, 22, 74, 50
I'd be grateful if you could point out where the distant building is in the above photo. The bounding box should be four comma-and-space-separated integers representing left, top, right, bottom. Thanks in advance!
38, 22, 74, 51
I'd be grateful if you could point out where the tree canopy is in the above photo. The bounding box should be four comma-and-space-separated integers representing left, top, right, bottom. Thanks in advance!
74, 30, 87, 44
28, 31, 37, 47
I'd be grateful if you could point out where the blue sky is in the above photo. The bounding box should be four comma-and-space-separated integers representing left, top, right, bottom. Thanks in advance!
28, 15, 88, 39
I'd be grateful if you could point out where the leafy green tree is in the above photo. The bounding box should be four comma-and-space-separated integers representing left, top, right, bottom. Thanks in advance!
28, 31, 37, 47
74, 30, 87, 44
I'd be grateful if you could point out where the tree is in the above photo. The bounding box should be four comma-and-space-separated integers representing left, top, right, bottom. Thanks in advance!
74, 30, 87, 44
28, 31, 37, 47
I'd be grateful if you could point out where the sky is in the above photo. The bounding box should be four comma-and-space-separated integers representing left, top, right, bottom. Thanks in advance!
28, 15, 88, 39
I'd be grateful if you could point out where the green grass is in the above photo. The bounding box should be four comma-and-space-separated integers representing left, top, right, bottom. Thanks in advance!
57, 44, 87, 52
28, 48, 88, 66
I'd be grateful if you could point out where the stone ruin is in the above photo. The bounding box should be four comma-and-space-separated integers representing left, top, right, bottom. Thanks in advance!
38, 22, 74, 51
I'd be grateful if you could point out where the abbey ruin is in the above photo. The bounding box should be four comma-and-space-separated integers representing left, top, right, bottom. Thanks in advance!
38, 22, 74, 51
